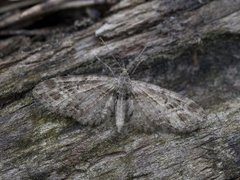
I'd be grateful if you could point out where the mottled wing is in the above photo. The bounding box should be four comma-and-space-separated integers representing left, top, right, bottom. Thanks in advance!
33, 76, 116, 126
128, 80, 204, 133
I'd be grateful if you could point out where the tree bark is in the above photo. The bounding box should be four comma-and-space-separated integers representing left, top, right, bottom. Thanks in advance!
1, 0, 240, 179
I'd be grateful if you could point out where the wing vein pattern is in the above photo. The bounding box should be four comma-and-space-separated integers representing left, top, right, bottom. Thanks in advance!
33, 76, 116, 126
129, 80, 204, 133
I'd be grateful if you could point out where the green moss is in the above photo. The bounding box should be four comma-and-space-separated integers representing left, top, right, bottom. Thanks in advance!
31, 115, 66, 141
17, 138, 34, 150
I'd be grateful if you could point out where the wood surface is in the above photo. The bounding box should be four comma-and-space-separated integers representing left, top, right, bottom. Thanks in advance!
0, 0, 240, 179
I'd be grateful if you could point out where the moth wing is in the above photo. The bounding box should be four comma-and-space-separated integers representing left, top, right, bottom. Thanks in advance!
128, 80, 205, 133
33, 75, 116, 126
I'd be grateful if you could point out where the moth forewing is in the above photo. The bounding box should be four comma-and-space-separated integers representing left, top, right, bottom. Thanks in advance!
130, 80, 204, 133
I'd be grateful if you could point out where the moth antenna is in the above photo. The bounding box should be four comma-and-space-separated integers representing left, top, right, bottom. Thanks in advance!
95, 55, 116, 77
99, 37, 122, 68
127, 45, 148, 75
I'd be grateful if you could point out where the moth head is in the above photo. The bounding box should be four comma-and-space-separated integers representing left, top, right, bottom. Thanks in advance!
121, 68, 130, 77
122, 68, 128, 74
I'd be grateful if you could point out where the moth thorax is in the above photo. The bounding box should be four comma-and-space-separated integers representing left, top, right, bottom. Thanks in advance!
117, 73, 131, 94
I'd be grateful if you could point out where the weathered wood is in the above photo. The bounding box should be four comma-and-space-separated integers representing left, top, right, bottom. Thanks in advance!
0, 0, 116, 29
1, 0, 240, 179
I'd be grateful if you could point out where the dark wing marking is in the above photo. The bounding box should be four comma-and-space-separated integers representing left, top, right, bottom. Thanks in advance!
129, 80, 204, 133
33, 76, 116, 126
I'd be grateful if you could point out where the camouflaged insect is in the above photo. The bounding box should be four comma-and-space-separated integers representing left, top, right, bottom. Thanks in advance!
33, 46, 204, 133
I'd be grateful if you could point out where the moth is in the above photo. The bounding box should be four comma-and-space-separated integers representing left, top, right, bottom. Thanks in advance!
33, 43, 204, 134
